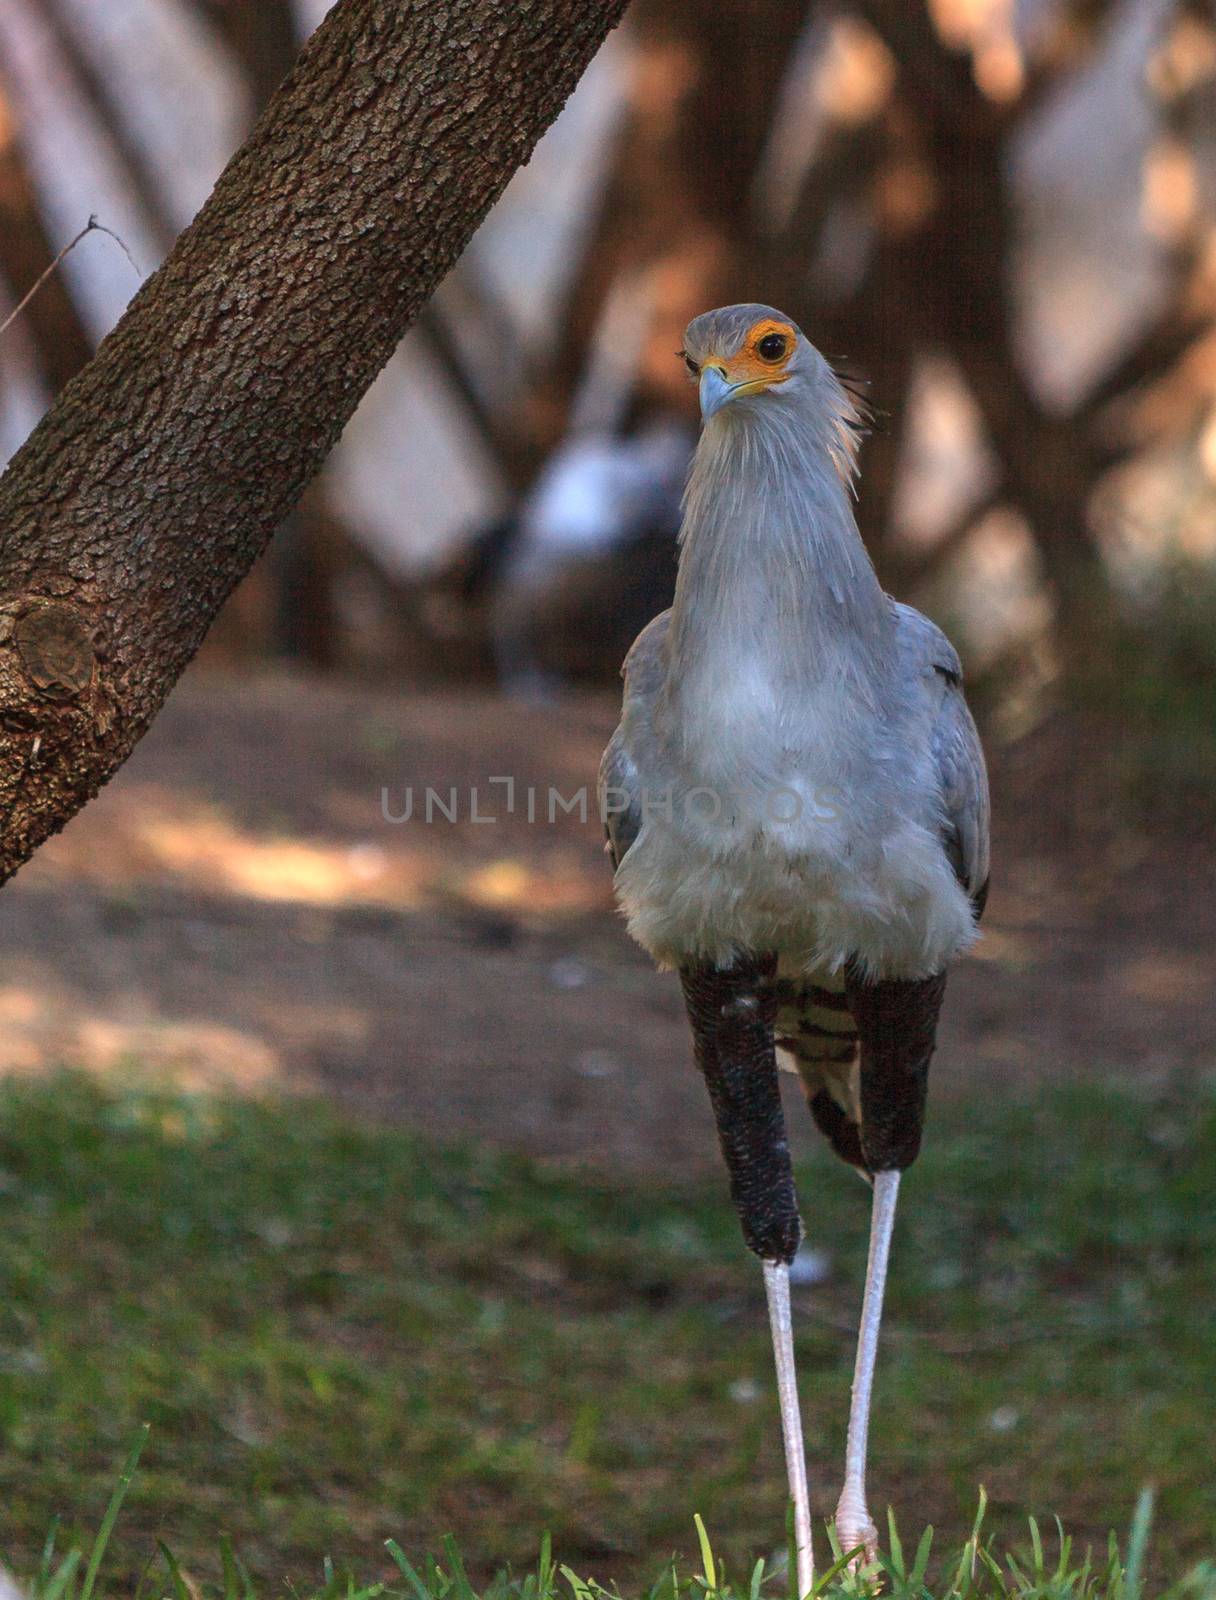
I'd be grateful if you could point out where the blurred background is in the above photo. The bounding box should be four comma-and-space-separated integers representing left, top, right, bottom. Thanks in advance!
0, 0, 1214, 1590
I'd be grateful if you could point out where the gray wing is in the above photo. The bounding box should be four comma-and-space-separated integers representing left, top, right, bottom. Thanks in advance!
598, 730, 641, 871
935, 681, 990, 915
598, 609, 670, 871
892, 601, 990, 916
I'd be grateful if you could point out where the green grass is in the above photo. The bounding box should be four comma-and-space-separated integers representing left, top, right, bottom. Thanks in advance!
20, 1464, 1216, 1600
0, 1071, 1213, 1594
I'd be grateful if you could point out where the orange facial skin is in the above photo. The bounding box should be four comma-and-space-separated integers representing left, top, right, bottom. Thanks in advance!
700, 318, 797, 397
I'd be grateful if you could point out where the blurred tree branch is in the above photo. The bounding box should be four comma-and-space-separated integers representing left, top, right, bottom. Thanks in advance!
807, 0, 1214, 657
545, 0, 812, 428
193, 0, 301, 111
0, 64, 95, 393
0, 0, 627, 884
884, 488, 1008, 593
34, 0, 177, 257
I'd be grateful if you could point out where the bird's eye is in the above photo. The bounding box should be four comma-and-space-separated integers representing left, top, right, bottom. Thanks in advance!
679, 350, 701, 377
757, 332, 788, 363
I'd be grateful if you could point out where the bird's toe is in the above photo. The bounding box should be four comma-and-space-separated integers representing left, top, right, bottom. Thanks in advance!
834, 1486, 879, 1573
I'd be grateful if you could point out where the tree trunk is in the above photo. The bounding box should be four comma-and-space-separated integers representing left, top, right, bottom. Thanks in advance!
0, 0, 627, 884
194, 0, 352, 668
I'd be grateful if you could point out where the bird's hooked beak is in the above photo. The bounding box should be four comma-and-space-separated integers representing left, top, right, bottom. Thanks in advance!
698, 364, 736, 420
698, 360, 785, 420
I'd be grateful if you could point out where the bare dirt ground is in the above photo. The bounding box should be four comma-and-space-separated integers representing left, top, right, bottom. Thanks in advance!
0, 667, 1209, 1169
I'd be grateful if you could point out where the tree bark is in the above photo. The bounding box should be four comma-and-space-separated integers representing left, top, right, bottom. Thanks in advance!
0, 0, 627, 884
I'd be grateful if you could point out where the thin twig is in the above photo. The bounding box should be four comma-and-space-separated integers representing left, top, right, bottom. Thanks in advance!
0, 213, 141, 343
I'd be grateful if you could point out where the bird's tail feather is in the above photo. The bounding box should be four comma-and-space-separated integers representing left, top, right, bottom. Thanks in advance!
774, 968, 866, 1171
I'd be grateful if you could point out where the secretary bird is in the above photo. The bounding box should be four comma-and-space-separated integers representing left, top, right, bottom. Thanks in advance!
598, 305, 990, 1591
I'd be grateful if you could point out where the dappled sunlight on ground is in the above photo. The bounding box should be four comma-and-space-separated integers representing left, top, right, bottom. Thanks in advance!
18, 675, 616, 922
0, 984, 289, 1092
960, 924, 1035, 968
0, 956, 312, 1092
0, 672, 1211, 1162
1118, 950, 1213, 1003
135, 812, 422, 909
23, 787, 609, 919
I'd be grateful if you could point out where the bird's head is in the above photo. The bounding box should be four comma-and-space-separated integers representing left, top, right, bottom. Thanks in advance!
680, 302, 865, 479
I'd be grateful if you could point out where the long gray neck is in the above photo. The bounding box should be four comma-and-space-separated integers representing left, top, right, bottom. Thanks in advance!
666, 397, 893, 707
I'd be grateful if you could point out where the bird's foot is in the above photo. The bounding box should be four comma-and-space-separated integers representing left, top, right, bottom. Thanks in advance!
834, 1483, 879, 1575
